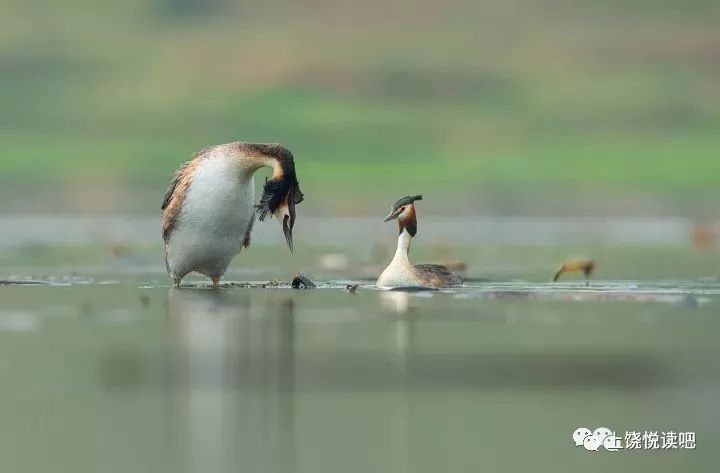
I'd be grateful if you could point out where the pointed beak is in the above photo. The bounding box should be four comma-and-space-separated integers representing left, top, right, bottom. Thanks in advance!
283, 216, 294, 254
384, 208, 402, 222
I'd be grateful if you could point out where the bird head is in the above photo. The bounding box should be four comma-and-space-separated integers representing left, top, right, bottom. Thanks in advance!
274, 183, 304, 253
255, 148, 304, 253
383, 195, 422, 236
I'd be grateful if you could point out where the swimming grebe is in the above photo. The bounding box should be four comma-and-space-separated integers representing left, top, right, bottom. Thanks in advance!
553, 259, 595, 286
376, 195, 463, 289
162, 142, 304, 287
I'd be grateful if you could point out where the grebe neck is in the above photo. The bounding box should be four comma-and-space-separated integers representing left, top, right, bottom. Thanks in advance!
393, 229, 413, 262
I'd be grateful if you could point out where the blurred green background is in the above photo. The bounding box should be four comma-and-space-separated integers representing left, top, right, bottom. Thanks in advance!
2, 0, 719, 216
2, 4, 720, 472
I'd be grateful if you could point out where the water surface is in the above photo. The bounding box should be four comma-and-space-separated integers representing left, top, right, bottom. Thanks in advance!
1, 274, 718, 472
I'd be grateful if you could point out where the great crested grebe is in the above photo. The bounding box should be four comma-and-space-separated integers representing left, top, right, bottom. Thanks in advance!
162, 141, 304, 287
553, 259, 595, 286
376, 195, 463, 289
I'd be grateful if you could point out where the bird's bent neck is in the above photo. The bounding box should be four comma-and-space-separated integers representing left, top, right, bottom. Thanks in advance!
236, 154, 284, 181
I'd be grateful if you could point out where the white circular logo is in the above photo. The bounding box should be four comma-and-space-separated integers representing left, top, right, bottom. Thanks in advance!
572, 428, 592, 447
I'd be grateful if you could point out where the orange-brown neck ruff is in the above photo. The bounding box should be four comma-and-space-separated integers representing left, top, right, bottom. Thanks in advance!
398, 206, 417, 237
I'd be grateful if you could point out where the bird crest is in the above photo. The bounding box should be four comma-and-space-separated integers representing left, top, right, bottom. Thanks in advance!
390, 194, 423, 212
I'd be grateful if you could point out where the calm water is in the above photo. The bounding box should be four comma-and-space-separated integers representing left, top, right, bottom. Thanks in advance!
1, 276, 719, 472
1, 215, 719, 471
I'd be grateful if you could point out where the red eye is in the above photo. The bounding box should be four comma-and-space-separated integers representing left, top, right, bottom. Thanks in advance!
400, 207, 406, 212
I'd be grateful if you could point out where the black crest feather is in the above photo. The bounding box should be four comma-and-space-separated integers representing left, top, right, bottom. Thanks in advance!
391, 195, 423, 211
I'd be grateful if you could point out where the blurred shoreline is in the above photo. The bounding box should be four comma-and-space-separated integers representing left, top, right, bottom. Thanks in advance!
1, 214, 716, 249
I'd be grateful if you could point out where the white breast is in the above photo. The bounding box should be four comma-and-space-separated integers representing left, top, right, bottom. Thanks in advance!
166, 157, 255, 279
376, 258, 419, 288
376, 231, 421, 287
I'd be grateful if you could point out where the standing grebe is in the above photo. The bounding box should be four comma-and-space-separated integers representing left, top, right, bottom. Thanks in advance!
162, 142, 304, 287
376, 195, 463, 289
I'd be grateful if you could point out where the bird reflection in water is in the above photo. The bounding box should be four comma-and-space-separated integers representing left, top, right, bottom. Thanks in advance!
165, 289, 297, 472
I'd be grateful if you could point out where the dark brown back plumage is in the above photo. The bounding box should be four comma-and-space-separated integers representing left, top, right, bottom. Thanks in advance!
412, 264, 464, 287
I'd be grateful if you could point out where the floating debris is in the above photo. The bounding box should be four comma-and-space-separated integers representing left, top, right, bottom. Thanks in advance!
139, 294, 150, 307
345, 284, 359, 294
291, 273, 316, 289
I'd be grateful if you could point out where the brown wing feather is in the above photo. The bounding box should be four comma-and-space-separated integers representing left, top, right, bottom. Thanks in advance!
162, 161, 190, 211
161, 152, 209, 242
161, 168, 192, 242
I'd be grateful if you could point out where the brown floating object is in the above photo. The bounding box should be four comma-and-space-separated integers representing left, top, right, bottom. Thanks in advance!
553, 260, 595, 284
